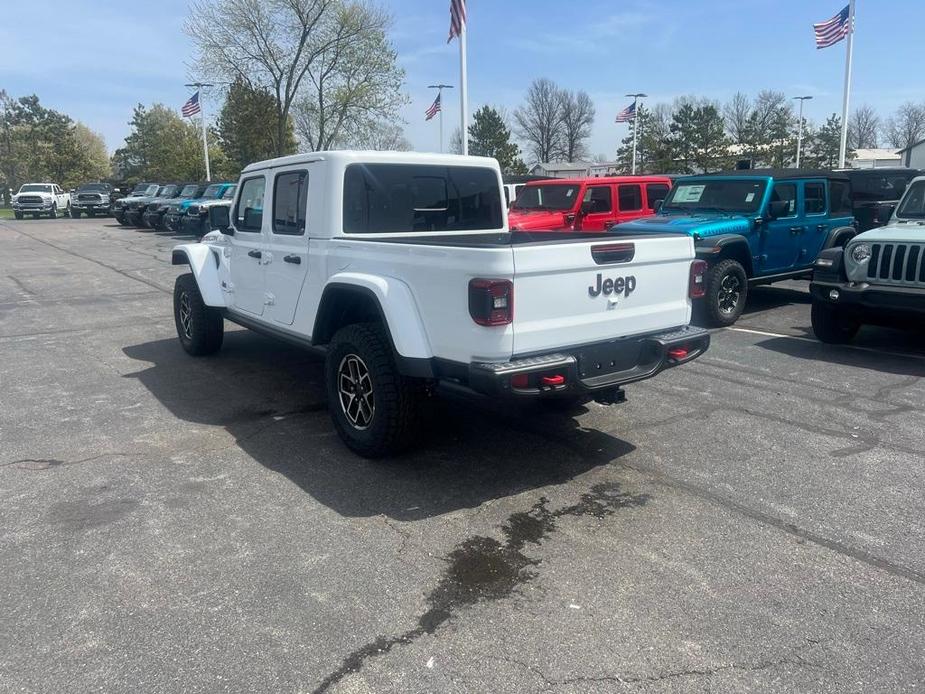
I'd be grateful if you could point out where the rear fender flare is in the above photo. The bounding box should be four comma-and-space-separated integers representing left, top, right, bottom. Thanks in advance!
171, 244, 226, 307
314, 273, 433, 362
695, 235, 754, 276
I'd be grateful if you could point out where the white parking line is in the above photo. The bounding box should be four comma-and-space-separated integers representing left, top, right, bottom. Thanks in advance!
725, 326, 925, 362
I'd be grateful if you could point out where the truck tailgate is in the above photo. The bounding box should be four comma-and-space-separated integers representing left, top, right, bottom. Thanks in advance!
511, 235, 694, 355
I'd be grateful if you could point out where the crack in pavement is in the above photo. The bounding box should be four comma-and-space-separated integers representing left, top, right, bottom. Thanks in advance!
1, 452, 131, 471
311, 483, 650, 693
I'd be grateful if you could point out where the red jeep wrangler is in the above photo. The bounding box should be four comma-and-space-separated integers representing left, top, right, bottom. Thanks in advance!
508, 175, 672, 232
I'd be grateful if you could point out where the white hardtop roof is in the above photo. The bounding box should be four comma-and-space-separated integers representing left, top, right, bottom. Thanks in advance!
241, 150, 500, 174
21, 182, 56, 186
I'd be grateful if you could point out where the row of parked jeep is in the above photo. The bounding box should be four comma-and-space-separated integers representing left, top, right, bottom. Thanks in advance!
505, 167, 921, 327
111, 181, 236, 236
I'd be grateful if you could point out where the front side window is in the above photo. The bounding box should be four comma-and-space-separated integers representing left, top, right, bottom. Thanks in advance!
896, 181, 925, 219
805, 182, 826, 215
511, 184, 580, 211
618, 184, 642, 212
771, 183, 797, 217
273, 171, 308, 235
582, 185, 612, 214
343, 164, 503, 233
235, 177, 266, 232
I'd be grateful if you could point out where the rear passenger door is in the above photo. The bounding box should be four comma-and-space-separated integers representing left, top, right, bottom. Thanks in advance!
265, 166, 312, 325
799, 179, 829, 266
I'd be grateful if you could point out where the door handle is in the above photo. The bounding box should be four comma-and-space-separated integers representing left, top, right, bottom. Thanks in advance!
247, 249, 262, 259
283, 254, 301, 265
816, 224, 827, 232
789, 226, 804, 235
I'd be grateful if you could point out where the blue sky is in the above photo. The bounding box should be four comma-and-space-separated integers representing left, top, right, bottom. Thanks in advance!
1, 0, 921, 158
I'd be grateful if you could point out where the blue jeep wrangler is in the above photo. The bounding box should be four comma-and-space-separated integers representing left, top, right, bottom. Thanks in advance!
614, 170, 857, 326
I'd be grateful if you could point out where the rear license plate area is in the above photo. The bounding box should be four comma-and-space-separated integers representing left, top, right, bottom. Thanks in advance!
576, 339, 644, 379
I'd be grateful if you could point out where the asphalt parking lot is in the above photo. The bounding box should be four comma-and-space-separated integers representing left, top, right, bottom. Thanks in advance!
1, 216, 924, 693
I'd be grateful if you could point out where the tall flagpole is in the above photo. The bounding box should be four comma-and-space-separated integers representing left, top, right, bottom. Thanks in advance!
459, 21, 468, 156
186, 82, 212, 181
838, 0, 855, 169
626, 93, 647, 175
428, 84, 453, 153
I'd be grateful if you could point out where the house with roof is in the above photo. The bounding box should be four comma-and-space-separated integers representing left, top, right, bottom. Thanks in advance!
529, 161, 592, 178
898, 140, 925, 169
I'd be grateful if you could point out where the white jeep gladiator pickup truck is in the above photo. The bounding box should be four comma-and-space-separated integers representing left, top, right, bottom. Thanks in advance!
11, 183, 71, 219
172, 151, 709, 457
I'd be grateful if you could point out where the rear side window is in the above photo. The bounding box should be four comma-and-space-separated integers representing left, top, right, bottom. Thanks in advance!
235, 176, 266, 232
618, 184, 642, 211
829, 180, 852, 216
343, 164, 503, 233
645, 183, 669, 210
805, 182, 826, 215
273, 171, 308, 235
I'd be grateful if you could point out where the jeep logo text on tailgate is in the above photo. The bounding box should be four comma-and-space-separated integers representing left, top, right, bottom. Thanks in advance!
589, 273, 636, 298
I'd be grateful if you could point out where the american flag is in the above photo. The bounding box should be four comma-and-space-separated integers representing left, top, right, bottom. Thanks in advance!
615, 102, 636, 123
181, 91, 201, 117
425, 93, 442, 121
814, 5, 851, 49
447, 0, 466, 43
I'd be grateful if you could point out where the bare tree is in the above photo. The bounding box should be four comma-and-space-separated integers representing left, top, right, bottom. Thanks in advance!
340, 120, 411, 151
294, 2, 407, 150
559, 89, 595, 162
884, 102, 925, 150
848, 104, 880, 149
513, 78, 566, 164
723, 92, 751, 145
186, 0, 405, 157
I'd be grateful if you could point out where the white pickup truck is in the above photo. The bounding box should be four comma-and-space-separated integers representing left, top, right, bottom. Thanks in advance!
11, 183, 71, 219
172, 151, 709, 457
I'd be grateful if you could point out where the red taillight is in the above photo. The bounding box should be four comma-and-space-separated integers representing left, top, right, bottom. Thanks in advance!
511, 374, 529, 388
668, 347, 689, 360
469, 278, 513, 326
689, 260, 708, 299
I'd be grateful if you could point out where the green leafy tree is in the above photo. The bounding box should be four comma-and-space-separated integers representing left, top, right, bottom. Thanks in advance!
468, 106, 527, 174
669, 102, 730, 173
216, 78, 296, 171
112, 103, 233, 182
614, 104, 675, 174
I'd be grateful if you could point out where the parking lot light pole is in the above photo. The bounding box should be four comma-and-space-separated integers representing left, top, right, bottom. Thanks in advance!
626, 93, 647, 175
793, 96, 813, 168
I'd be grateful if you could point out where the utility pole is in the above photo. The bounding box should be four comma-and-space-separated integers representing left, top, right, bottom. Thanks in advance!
428, 84, 453, 153
185, 82, 213, 181
626, 93, 647, 175
792, 96, 813, 168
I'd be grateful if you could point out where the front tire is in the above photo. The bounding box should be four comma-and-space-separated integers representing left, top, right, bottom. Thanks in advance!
325, 323, 422, 458
49, 203, 58, 219
14, 211, 23, 220
173, 273, 224, 356
811, 300, 859, 344
703, 259, 748, 327
71, 208, 81, 218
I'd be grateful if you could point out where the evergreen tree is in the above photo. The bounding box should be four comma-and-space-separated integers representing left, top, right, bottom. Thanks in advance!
802, 114, 853, 169
467, 106, 527, 174
669, 103, 730, 173
614, 104, 675, 174
216, 79, 296, 172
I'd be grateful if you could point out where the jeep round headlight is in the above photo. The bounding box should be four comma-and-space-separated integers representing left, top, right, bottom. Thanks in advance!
851, 243, 871, 263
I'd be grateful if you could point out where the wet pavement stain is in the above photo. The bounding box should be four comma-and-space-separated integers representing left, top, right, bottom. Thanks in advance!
312, 482, 649, 693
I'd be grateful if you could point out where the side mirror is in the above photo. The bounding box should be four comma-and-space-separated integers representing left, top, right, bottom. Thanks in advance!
652, 199, 663, 213
210, 205, 232, 234
767, 200, 790, 219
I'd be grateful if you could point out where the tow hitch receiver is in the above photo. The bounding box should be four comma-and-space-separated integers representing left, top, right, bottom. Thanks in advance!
593, 387, 626, 406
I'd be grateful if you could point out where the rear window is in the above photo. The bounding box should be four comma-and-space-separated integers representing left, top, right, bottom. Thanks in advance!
343, 164, 503, 234
849, 172, 916, 202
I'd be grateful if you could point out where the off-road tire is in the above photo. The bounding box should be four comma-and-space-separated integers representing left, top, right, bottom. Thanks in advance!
71, 208, 81, 218
31, 213, 39, 219
173, 273, 224, 356
325, 322, 422, 458
14, 211, 22, 220
49, 203, 58, 219
811, 300, 859, 344
703, 259, 748, 327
